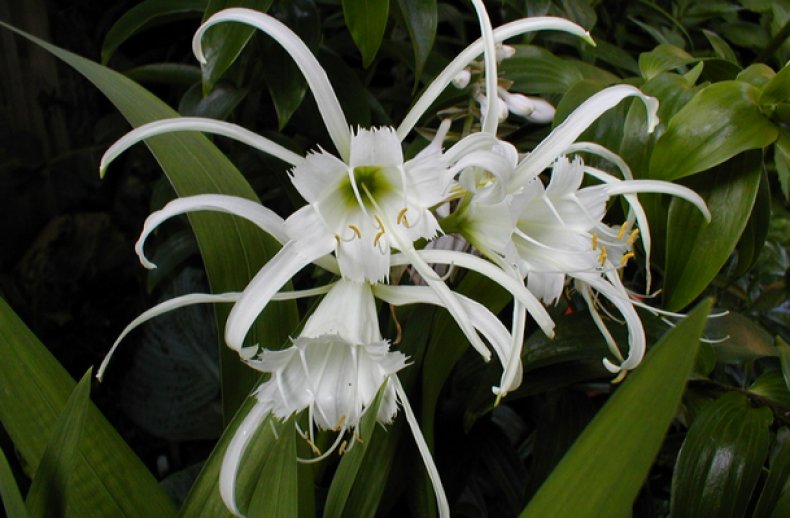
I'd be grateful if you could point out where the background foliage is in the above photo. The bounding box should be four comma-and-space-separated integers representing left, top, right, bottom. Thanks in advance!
1, 0, 789, 516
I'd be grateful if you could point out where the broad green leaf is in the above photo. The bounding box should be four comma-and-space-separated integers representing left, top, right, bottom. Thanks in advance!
702, 29, 739, 63
396, 0, 437, 81
0, 298, 177, 516
324, 384, 386, 518
754, 428, 790, 518
650, 81, 778, 180
638, 43, 698, 80
501, 45, 585, 94
776, 129, 790, 201
732, 169, 770, 277
760, 63, 790, 107
663, 151, 762, 311
0, 448, 27, 518
124, 63, 202, 87
25, 370, 92, 517
750, 371, 790, 407
201, 0, 274, 92
779, 337, 790, 392
178, 82, 248, 118
737, 63, 776, 88
247, 416, 298, 518
706, 311, 777, 363
669, 392, 772, 518
520, 299, 713, 518
101, 0, 207, 64
342, 0, 390, 67
0, 22, 298, 418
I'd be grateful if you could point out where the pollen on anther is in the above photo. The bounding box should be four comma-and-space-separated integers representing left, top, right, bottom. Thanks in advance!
627, 228, 640, 246
617, 222, 629, 240
620, 251, 636, 266
374, 213, 385, 230
348, 224, 362, 239
373, 230, 385, 247
333, 415, 347, 431
598, 245, 608, 266
338, 440, 348, 455
591, 232, 599, 250
306, 438, 321, 455
397, 208, 410, 227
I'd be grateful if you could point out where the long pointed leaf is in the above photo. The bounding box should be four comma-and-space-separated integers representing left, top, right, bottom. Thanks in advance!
0, 22, 298, 419
0, 298, 177, 516
0, 448, 27, 518
520, 299, 713, 517
25, 370, 92, 517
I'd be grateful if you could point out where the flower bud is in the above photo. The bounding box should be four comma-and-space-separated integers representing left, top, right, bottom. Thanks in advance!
452, 68, 471, 89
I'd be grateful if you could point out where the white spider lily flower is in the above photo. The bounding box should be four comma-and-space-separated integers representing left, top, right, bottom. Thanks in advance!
504, 156, 710, 374
217, 278, 449, 517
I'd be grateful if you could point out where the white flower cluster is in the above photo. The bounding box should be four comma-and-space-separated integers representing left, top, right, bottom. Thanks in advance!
97, 2, 710, 517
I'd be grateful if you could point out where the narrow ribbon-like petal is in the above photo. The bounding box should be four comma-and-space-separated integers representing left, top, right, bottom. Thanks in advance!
604, 179, 711, 221
134, 194, 289, 268
193, 9, 351, 160
219, 400, 271, 517
469, 0, 499, 134
100, 117, 304, 176
225, 236, 335, 351
512, 85, 659, 186
397, 17, 592, 140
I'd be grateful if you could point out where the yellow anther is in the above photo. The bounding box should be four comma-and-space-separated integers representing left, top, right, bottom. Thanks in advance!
397, 208, 411, 228
598, 245, 608, 266
348, 224, 362, 239
620, 251, 636, 266
374, 214, 385, 230
611, 369, 628, 384
617, 222, 629, 240
333, 415, 347, 431
373, 230, 385, 247
591, 232, 599, 250
334, 234, 341, 243
353, 431, 364, 445
306, 439, 321, 455
339, 440, 348, 455
627, 228, 640, 246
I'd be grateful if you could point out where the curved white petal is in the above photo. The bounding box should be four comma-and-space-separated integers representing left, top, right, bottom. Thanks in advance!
220, 400, 271, 517
393, 377, 449, 518
96, 291, 241, 381
374, 284, 511, 368
135, 194, 288, 268
194, 9, 351, 160
397, 17, 592, 140
225, 236, 335, 351
513, 85, 659, 186
392, 249, 555, 338
469, 0, 499, 134
604, 179, 711, 221
100, 117, 303, 176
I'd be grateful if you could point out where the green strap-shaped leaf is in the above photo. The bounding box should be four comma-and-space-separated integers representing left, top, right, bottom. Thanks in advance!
247, 415, 298, 518
752, 427, 790, 518
663, 151, 762, 311
395, 0, 437, 81
650, 80, 778, 180
0, 298, 177, 516
670, 392, 772, 518
760, 63, 790, 107
323, 384, 387, 518
520, 299, 713, 518
101, 0, 208, 64
500, 45, 585, 94
0, 448, 27, 518
0, 22, 298, 419
201, 0, 274, 92
342, 0, 390, 67
779, 337, 790, 392
25, 370, 92, 517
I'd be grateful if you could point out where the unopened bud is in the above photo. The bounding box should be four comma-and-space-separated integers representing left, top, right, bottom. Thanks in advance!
452, 68, 471, 89
524, 97, 556, 124
496, 44, 516, 62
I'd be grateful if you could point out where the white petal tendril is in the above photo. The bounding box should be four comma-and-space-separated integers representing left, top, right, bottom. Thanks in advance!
397, 17, 593, 141
392, 249, 555, 338
393, 377, 449, 518
99, 117, 304, 176
96, 285, 333, 381
469, 0, 500, 134
220, 400, 271, 517
513, 85, 659, 186
193, 8, 351, 160
604, 179, 711, 221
